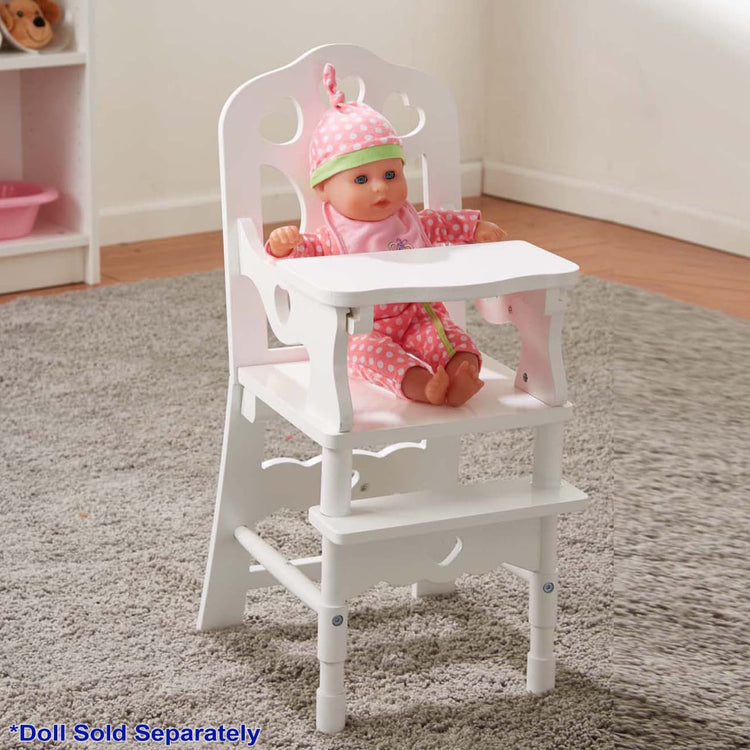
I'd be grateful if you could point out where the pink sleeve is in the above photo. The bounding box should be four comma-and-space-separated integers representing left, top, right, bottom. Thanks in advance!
264, 226, 338, 258
419, 209, 481, 245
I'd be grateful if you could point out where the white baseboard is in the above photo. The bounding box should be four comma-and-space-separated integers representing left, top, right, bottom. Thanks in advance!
98, 195, 222, 246
483, 161, 750, 258
98, 161, 484, 246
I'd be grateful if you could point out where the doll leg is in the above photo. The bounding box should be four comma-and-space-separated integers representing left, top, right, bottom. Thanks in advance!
347, 332, 448, 404
347, 332, 419, 398
401, 304, 484, 406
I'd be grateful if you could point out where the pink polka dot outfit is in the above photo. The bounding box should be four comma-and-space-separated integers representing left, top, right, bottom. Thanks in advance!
348, 299, 480, 399
267, 201, 483, 398
265, 63, 484, 399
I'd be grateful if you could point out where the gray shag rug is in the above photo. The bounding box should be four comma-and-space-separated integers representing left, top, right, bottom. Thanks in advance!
0, 272, 747, 750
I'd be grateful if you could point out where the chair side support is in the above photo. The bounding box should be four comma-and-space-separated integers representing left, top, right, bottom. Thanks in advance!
475, 288, 568, 405
238, 219, 362, 432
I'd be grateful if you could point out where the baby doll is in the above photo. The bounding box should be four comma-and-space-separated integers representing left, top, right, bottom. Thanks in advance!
267, 64, 507, 408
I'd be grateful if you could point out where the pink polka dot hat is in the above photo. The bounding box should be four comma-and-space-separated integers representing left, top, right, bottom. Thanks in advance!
309, 64, 405, 188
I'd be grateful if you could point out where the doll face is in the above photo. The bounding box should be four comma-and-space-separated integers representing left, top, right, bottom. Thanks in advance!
315, 158, 408, 222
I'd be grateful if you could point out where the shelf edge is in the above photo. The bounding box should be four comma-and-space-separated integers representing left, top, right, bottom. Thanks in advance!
0, 51, 86, 72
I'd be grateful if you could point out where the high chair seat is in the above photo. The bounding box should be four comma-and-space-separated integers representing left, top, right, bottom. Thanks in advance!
239, 353, 571, 448
198, 43, 590, 735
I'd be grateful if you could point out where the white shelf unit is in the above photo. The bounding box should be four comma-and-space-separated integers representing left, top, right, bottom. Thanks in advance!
0, 0, 97, 295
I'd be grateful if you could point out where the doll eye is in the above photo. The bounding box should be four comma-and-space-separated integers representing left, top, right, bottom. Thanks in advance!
384, 170, 396, 180
17, 10, 24, 16
354, 175, 368, 184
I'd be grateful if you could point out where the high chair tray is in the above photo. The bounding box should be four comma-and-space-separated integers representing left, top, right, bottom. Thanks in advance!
255, 229, 580, 307
309, 477, 588, 544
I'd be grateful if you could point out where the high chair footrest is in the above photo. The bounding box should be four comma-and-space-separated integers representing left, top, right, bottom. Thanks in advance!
309, 478, 587, 545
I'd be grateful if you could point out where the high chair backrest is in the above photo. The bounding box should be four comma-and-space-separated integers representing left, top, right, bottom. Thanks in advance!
219, 44, 465, 373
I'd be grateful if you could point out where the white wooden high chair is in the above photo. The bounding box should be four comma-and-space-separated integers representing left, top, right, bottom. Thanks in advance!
197, 44, 588, 733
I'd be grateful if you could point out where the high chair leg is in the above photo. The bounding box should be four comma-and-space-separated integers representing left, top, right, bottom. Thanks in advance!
197, 381, 264, 631
316, 448, 352, 732
317, 539, 348, 733
320, 446, 352, 517
527, 424, 562, 692
527, 516, 558, 693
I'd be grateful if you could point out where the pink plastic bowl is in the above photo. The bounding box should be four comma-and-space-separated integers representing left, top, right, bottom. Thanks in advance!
0, 181, 59, 240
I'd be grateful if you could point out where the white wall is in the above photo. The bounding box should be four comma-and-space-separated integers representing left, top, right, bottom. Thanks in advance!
95, 0, 487, 244
483, 0, 750, 256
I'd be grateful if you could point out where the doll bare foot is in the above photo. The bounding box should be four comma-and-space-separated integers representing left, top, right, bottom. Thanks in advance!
424, 365, 450, 404
446, 360, 484, 407
402, 365, 449, 405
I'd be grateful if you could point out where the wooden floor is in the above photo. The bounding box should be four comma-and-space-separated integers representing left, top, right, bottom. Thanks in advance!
2, 196, 748, 318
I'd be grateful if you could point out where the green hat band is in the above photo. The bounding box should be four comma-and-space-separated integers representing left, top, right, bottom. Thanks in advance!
310, 144, 405, 188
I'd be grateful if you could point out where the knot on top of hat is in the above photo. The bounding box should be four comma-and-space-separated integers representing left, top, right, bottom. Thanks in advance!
323, 63, 346, 108
309, 63, 405, 188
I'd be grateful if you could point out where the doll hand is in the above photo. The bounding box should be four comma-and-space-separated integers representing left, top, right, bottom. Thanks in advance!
268, 226, 302, 257
473, 221, 507, 243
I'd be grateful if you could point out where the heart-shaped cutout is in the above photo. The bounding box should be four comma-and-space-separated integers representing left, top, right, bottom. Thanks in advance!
382, 92, 424, 138
259, 97, 303, 145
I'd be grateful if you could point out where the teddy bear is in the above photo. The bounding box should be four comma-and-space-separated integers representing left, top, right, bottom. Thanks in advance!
0, 0, 61, 50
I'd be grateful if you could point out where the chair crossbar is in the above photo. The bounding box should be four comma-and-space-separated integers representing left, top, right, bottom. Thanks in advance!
503, 562, 535, 583
234, 526, 322, 612
248, 555, 322, 588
